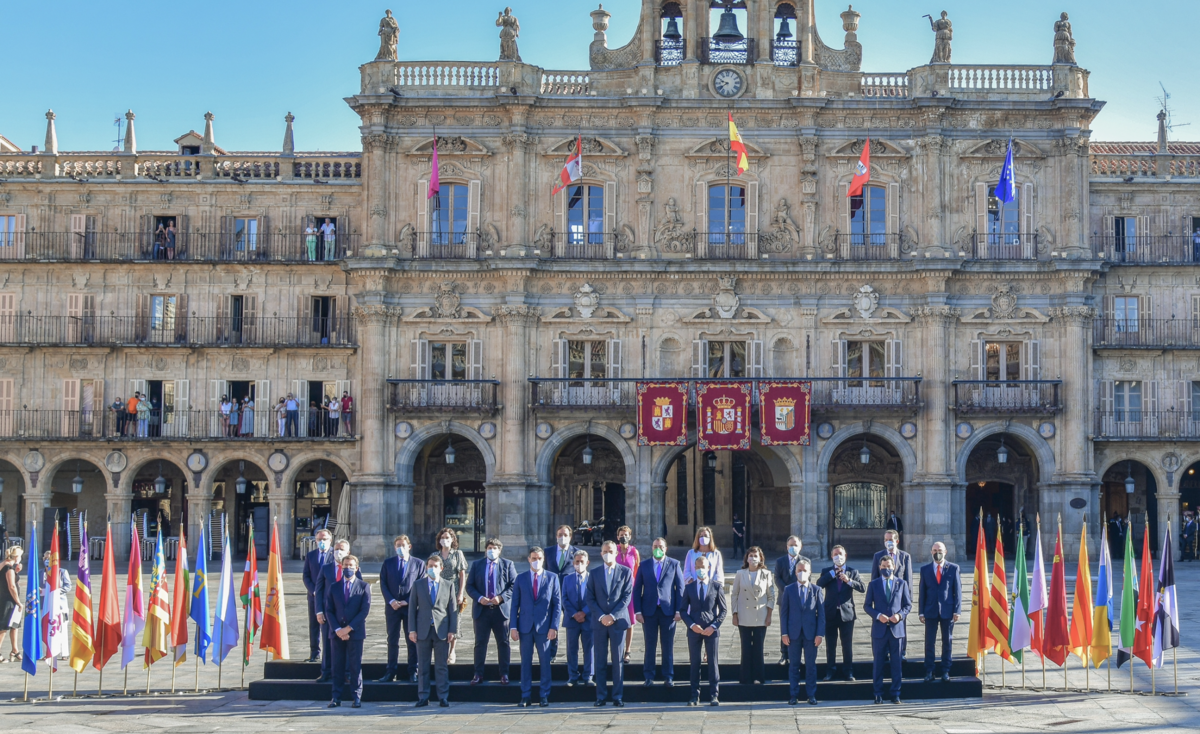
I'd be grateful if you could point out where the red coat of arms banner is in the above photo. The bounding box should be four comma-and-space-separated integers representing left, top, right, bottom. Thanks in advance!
758, 381, 812, 446
636, 382, 688, 446
697, 382, 752, 451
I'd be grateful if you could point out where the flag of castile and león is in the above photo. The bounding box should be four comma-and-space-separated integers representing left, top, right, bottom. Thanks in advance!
636, 382, 688, 446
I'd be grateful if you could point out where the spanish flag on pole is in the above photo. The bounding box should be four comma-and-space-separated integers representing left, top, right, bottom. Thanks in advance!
728, 113, 749, 176
966, 514, 989, 673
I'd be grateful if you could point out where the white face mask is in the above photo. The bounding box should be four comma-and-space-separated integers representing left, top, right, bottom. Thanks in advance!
440, 537, 453, 549
885, 541, 896, 551
574, 563, 587, 573
396, 545, 408, 558
787, 545, 801, 557
797, 571, 811, 583
557, 536, 570, 547
486, 548, 499, 561
748, 555, 760, 566
698, 536, 710, 547
832, 554, 845, 565
601, 552, 616, 564
334, 549, 347, 562
529, 560, 542, 572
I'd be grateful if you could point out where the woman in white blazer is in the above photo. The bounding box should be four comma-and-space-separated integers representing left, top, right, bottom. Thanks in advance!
730, 546, 775, 685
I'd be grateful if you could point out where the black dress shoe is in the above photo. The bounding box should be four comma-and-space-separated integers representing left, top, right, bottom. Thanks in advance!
411, 672, 419, 682
351, 700, 361, 708
788, 697, 798, 706
663, 678, 674, 687
539, 698, 549, 707
328, 700, 340, 708
808, 698, 818, 706
499, 675, 510, 685
315, 674, 332, 683
415, 699, 429, 708
519, 698, 530, 707
941, 672, 950, 682
923, 673, 933, 683
892, 697, 902, 704
376, 672, 396, 683
874, 696, 883, 704
613, 700, 625, 707
644, 679, 655, 686
566, 679, 576, 687
846, 673, 856, 682
469, 675, 483, 685
304, 656, 320, 663
821, 672, 834, 682
439, 699, 450, 708
594, 700, 607, 707
709, 697, 719, 707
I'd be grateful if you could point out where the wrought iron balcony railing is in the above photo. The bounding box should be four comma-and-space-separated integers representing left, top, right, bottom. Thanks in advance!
1091, 235, 1200, 264
655, 39, 686, 66
952, 380, 1063, 414
770, 39, 798, 67
0, 408, 357, 441
387, 379, 500, 414
0, 315, 355, 348
699, 37, 756, 65
0, 230, 359, 262
1095, 410, 1200, 440
831, 233, 904, 261
971, 232, 1039, 260
413, 231, 483, 259
1093, 318, 1200, 349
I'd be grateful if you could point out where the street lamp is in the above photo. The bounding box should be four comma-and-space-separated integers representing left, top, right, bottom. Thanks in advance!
72, 462, 84, 494
582, 425, 593, 465
445, 436, 456, 465
1125, 461, 1135, 494
154, 462, 167, 494
706, 452, 718, 470
315, 461, 328, 497
235, 460, 248, 495
859, 436, 870, 465
996, 436, 1009, 464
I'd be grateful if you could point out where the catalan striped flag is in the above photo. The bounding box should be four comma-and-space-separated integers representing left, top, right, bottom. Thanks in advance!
142, 525, 171, 667
68, 514, 95, 673
728, 113, 750, 176
986, 529, 1014, 662
1068, 521, 1094, 665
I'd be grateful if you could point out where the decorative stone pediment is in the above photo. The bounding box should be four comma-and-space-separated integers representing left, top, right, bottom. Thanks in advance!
404, 282, 491, 322
827, 139, 908, 158
821, 306, 911, 324
544, 136, 627, 158
961, 138, 1044, 159
684, 137, 768, 159
409, 136, 491, 156
543, 306, 631, 323
961, 306, 1050, 323
684, 306, 771, 324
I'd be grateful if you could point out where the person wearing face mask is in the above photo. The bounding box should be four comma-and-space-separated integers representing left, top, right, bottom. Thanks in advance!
773, 536, 809, 664
325, 555, 371, 709
302, 529, 334, 663
730, 546, 775, 686
0, 546, 24, 662
548, 525, 579, 662
466, 538, 516, 685
409, 555, 459, 708
633, 537, 684, 686
863, 555, 911, 704
918, 541, 961, 682
683, 526, 725, 587
377, 535, 424, 683
510, 547, 562, 707
814, 544, 865, 682
561, 550, 594, 686
313, 540, 362, 682
779, 558, 824, 706
680, 555, 727, 706
870, 530, 912, 661
583, 540, 634, 706
612, 526, 639, 664
433, 527, 468, 664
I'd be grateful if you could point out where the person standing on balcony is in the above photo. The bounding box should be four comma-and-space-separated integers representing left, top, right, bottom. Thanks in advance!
275, 397, 287, 437
219, 395, 232, 437
111, 396, 126, 437
228, 398, 240, 438
126, 394, 140, 437
165, 219, 177, 260
241, 397, 255, 438
153, 223, 166, 260
320, 218, 336, 260
308, 400, 321, 437
305, 222, 319, 261
136, 393, 150, 437
284, 393, 299, 437
340, 391, 354, 436
326, 396, 340, 437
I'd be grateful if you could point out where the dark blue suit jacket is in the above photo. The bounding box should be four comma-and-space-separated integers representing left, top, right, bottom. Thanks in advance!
466, 557, 518, 619
379, 554, 425, 608
314, 561, 363, 616
561, 571, 590, 627
548, 544, 580, 579
511, 570, 562, 636
870, 549, 913, 590
779, 582, 825, 641
632, 557, 685, 617
679, 578, 726, 631
325, 576, 372, 640
863, 576, 912, 639
773, 553, 810, 595
918, 562, 962, 619
583, 563, 633, 630
303, 548, 329, 594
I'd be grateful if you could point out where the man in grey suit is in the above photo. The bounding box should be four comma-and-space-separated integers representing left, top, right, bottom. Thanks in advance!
584, 540, 634, 707
408, 553, 460, 708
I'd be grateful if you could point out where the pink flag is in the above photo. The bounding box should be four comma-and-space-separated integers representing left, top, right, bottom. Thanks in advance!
427, 137, 440, 200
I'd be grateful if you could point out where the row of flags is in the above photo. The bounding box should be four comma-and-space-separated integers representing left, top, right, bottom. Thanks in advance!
21, 514, 288, 680
966, 515, 1180, 674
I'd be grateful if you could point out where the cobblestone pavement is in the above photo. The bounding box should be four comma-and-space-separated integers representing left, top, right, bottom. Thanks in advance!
0, 554, 1197, 732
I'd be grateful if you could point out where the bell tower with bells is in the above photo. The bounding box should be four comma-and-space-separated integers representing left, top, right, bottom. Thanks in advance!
590, 1, 863, 100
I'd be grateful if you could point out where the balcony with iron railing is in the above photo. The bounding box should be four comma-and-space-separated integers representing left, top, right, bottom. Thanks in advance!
831, 234, 904, 261
699, 37, 756, 65
1094, 318, 1200, 349
412, 231, 484, 260
1091, 235, 1200, 264
951, 380, 1063, 414
770, 39, 798, 67
0, 315, 355, 348
0, 408, 357, 441
654, 38, 686, 66
971, 232, 1039, 260
387, 380, 500, 415
1094, 410, 1200, 440
0, 230, 359, 262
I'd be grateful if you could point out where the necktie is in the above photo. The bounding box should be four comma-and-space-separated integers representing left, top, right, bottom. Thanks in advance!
344, 578, 350, 603
398, 558, 405, 586
533, 572, 539, 599
606, 566, 612, 594
936, 564, 942, 584
885, 579, 893, 604
487, 561, 495, 598
429, 580, 437, 602
559, 551, 566, 570
335, 566, 342, 582
655, 562, 662, 583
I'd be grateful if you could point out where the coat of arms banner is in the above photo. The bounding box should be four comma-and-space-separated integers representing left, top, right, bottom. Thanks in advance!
758, 381, 812, 446
697, 382, 752, 451
636, 382, 689, 446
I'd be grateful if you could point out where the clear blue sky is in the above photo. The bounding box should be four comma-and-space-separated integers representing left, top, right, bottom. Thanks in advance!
3, 1, 1194, 152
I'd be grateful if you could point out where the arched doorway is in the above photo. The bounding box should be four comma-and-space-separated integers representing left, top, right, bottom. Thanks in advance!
211, 459, 270, 558
129, 460, 189, 545
415, 435, 487, 553
292, 459, 348, 558
1100, 460, 1156, 560
0, 459, 26, 546
45, 458, 106, 557
551, 435, 626, 546
963, 434, 1040, 557
827, 435, 904, 558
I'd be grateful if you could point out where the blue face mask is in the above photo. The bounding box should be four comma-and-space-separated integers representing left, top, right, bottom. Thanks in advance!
396, 545, 408, 558
486, 548, 499, 561
787, 545, 800, 557
880, 568, 893, 579
696, 568, 708, 581
426, 566, 441, 580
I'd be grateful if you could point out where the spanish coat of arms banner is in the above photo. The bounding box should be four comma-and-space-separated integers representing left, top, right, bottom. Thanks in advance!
636, 382, 689, 446
696, 382, 752, 451
758, 381, 812, 446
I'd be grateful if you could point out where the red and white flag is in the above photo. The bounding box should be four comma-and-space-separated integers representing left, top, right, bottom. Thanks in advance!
847, 138, 871, 197
551, 135, 583, 196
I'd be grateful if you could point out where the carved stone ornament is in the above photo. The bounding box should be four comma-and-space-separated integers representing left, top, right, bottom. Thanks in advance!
713, 275, 740, 319
852, 285, 880, 319
573, 283, 600, 319
991, 284, 1019, 319
433, 281, 462, 319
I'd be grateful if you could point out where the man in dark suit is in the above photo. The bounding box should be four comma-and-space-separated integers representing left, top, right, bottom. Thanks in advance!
325, 555, 371, 709
377, 534, 424, 683
301, 529, 332, 663
510, 546, 562, 707
780, 558, 825, 705
548, 525, 579, 660
408, 554, 459, 708
772, 535, 808, 664
633, 536, 685, 685
815, 544, 864, 681
466, 537, 517, 685
918, 541, 962, 682
864, 555, 912, 704
584, 540, 634, 706
562, 549, 594, 686
313, 539, 362, 682
680, 555, 726, 706
870, 530, 912, 661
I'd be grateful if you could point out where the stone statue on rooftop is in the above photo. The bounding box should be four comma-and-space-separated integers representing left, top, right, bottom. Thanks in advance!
1053, 12, 1076, 65
927, 10, 952, 64
497, 7, 521, 62
376, 9, 399, 61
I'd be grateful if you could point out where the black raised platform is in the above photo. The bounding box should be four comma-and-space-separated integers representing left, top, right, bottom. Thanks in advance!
249, 660, 982, 703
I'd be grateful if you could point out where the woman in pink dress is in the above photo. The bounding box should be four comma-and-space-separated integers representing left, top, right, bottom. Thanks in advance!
614, 525, 640, 664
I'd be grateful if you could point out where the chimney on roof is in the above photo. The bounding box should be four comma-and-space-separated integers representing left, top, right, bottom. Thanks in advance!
123, 110, 137, 155
202, 111, 216, 155
282, 112, 295, 156
43, 110, 58, 155
1157, 109, 1168, 154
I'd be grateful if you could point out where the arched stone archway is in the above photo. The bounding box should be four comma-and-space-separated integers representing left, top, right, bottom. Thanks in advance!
42, 457, 107, 559
0, 458, 27, 548
954, 422, 1055, 485
396, 422, 495, 553
817, 422, 916, 485
1097, 458, 1158, 562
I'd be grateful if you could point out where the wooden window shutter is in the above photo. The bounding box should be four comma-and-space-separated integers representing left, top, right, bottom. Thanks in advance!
887, 182, 900, 258
220, 215, 235, 258
553, 181, 566, 258
1022, 339, 1041, 381
62, 379, 79, 436
68, 293, 82, 318
12, 214, 25, 258
139, 214, 153, 258
467, 179, 481, 257
746, 181, 759, 258
604, 180, 617, 239
467, 340, 484, 380
1145, 380, 1159, 436
1022, 181, 1035, 247
841, 183, 851, 259
748, 339, 764, 378
691, 339, 709, 378
0, 379, 11, 437
411, 339, 430, 380
70, 214, 87, 260
255, 379, 271, 436
607, 338, 622, 404
176, 214, 189, 257
1103, 214, 1115, 257
0, 293, 14, 342
417, 179, 430, 258
551, 338, 566, 379
969, 339, 984, 380
886, 338, 903, 378
336, 214, 350, 256
694, 181, 707, 258
172, 379, 189, 438
135, 293, 150, 341
175, 293, 189, 342
1137, 214, 1150, 243
244, 294, 258, 344
259, 214, 271, 255
1099, 380, 1114, 435
834, 338, 847, 378
298, 295, 313, 344
975, 182, 989, 256
1192, 294, 1200, 324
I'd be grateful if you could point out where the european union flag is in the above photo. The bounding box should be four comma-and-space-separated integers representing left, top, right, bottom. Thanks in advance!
21, 523, 43, 676
996, 138, 1018, 204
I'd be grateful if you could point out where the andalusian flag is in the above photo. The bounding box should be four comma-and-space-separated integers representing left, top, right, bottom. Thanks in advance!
170, 527, 191, 666
142, 526, 171, 667
240, 519, 262, 664
1116, 518, 1138, 668
68, 515, 95, 673
986, 530, 1014, 662
190, 520, 212, 663
728, 113, 749, 176
1091, 522, 1114, 667
966, 515, 989, 671
259, 519, 290, 660
1009, 525, 1032, 664
1068, 522, 1094, 665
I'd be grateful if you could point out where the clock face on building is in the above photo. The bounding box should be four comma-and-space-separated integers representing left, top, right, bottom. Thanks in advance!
713, 69, 744, 98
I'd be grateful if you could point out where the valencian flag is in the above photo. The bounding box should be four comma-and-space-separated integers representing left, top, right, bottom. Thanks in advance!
190, 520, 212, 663
1132, 522, 1155, 668
1068, 522, 1094, 665
170, 527, 191, 666
551, 135, 583, 195
143, 525, 171, 667
697, 382, 752, 451
69, 514, 95, 673
428, 135, 440, 199
996, 138, 1018, 204
212, 516, 241, 664
259, 518, 290, 660
847, 138, 871, 197
758, 381, 812, 446
728, 113, 750, 176
93, 522, 121, 671
20, 522, 43, 677
1091, 522, 1114, 667
43, 517, 70, 667
1029, 520, 1048, 659
1009, 523, 1032, 664
966, 514, 988, 671
636, 382, 688, 446
1117, 518, 1139, 668
1152, 523, 1180, 667
985, 530, 1014, 662
1043, 524, 1071, 667
240, 519, 263, 664
121, 519, 145, 670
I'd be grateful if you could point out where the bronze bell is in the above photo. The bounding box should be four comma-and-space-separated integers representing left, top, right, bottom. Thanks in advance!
712, 6, 744, 44
662, 16, 682, 41
776, 16, 793, 42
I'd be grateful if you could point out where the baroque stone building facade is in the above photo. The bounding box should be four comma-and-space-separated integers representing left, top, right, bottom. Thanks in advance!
1, 1, 1197, 562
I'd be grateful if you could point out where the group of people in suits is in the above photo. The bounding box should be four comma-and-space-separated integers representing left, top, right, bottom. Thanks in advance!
300, 524, 962, 709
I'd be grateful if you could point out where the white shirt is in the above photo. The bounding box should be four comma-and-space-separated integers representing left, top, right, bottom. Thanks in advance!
320, 223, 336, 237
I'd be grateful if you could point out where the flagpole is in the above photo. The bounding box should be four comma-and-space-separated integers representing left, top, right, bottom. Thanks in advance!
48, 660, 54, 700
23, 671, 29, 702
1021, 650, 1026, 689
123, 665, 128, 695
98, 666, 103, 697
171, 658, 176, 693
73, 670, 78, 698
195, 623, 201, 693
146, 664, 151, 694
1173, 645, 1178, 696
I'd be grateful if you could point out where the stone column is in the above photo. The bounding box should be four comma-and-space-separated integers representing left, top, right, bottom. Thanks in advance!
1156, 493, 1181, 561
23, 490, 49, 555
1050, 302, 1098, 559
684, 0, 700, 62
492, 304, 540, 552
911, 304, 959, 556
360, 133, 392, 256
186, 486, 212, 560
650, 482, 668, 542
638, 443, 658, 543
105, 490, 133, 561
267, 489, 295, 557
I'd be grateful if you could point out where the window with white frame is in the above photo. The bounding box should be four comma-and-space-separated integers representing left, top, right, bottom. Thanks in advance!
1114, 216, 1138, 252
1113, 296, 1139, 333
846, 340, 886, 387
430, 342, 468, 381
987, 185, 1020, 243
985, 341, 1022, 383
567, 340, 608, 385
708, 184, 746, 244
431, 183, 470, 245
567, 185, 604, 245
1114, 380, 1142, 423
849, 186, 887, 247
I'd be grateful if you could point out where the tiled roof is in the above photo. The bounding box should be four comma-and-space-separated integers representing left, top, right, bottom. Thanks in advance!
1091, 142, 1200, 155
